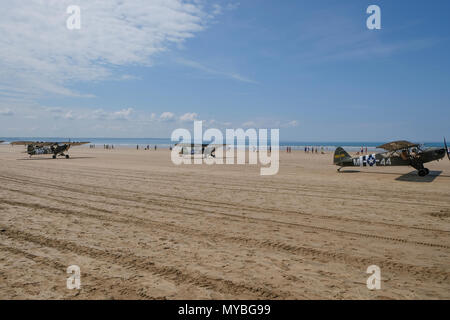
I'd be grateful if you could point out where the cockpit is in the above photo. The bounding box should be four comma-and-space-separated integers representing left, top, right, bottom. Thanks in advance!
392, 146, 423, 160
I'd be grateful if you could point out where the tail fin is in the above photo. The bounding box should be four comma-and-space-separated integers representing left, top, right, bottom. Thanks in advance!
334, 147, 351, 165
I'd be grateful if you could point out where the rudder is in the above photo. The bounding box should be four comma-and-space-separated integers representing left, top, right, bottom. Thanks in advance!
334, 147, 351, 165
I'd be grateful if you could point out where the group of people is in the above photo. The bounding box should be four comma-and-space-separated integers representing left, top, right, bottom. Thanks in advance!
304, 146, 325, 154
286, 147, 293, 153
103, 144, 114, 150
138, 145, 157, 151
357, 146, 369, 155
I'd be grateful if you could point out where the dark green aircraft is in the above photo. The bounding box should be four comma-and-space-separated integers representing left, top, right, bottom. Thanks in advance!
334, 139, 450, 177
11, 141, 89, 159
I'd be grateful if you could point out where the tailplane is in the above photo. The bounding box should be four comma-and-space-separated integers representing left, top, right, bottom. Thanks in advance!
334, 147, 351, 165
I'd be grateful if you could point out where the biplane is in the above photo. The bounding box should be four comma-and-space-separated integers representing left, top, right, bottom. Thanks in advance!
334, 139, 450, 176
11, 141, 89, 159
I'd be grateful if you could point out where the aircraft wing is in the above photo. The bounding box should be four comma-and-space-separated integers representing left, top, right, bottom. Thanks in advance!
377, 140, 419, 151
10, 141, 55, 146
175, 143, 225, 147
10, 141, 89, 146
66, 142, 90, 146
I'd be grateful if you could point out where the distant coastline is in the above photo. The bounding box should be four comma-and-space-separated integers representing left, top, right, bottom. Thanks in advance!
0, 137, 444, 152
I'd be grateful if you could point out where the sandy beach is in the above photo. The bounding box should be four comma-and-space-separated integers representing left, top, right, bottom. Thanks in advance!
0, 144, 449, 299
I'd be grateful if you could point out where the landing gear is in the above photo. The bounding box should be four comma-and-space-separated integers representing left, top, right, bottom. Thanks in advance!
53, 153, 69, 159
412, 161, 429, 177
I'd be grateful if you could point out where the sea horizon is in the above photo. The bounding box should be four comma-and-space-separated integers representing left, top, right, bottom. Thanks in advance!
0, 137, 445, 151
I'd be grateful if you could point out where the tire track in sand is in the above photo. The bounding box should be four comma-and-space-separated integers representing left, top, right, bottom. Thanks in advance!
2, 171, 449, 235
0, 225, 287, 299
0, 243, 169, 299
1, 199, 449, 282
2, 183, 449, 249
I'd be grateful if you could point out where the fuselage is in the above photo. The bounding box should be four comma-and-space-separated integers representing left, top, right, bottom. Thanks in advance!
27, 144, 71, 156
337, 147, 446, 168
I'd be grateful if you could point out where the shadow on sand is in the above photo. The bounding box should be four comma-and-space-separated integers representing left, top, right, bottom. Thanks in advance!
339, 169, 447, 182
17, 157, 95, 161
395, 170, 443, 182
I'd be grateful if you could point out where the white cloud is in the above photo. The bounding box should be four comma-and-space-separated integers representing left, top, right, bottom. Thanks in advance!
63, 111, 75, 120
0, 108, 14, 116
226, 2, 240, 11
45, 107, 65, 114
283, 120, 299, 128
240, 119, 299, 129
40, 106, 136, 121
176, 58, 257, 84
242, 121, 256, 128
0, 1, 220, 101
179, 112, 199, 122
212, 4, 222, 15
112, 108, 134, 120
159, 111, 175, 122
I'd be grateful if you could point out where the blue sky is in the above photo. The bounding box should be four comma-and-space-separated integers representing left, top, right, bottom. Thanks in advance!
0, 0, 449, 141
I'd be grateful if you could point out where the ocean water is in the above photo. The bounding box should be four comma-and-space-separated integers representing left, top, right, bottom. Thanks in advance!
0, 137, 445, 152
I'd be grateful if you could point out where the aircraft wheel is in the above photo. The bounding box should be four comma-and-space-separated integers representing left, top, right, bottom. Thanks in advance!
424, 168, 430, 175
418, 169, 427, 177
52, 155, 56, 159
66, 155, 70, 159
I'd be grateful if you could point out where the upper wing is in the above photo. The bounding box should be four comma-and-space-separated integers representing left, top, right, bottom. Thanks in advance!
66, 142, 90, 146
11, 141, 89, 146
10, 141, 55, 146
175, 143, 212, 147
377, 140, 419, 151
175, 143, 227, 147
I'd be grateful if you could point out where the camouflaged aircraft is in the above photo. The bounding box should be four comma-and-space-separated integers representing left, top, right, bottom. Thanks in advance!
175, 143, 226, 158
334, 139, 450, 177
11, 141, 89, 159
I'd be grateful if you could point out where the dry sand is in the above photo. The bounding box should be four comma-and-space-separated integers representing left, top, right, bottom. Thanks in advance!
0, 144, 449, 299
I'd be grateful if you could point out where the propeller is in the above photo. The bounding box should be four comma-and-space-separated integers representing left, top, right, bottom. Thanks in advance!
445, 137, 450, 160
